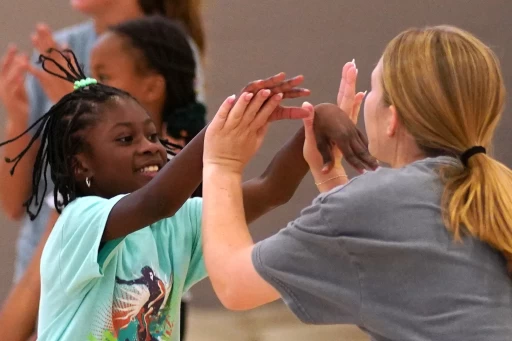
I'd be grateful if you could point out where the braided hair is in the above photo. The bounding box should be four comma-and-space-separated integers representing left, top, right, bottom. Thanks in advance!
110, 15, 206, 144
0, 49, 181, 220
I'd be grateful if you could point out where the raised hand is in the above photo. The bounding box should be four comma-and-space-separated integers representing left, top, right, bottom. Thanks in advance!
204, 89, 287, 174
314, 60, 378, 173
0, 45, 29, 125
27, 23, 74, 103
240, 72, 311, 122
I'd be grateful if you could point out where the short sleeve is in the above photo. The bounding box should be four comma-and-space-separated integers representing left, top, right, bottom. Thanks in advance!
183, 197, 206, 291
252, 193, 362, 325
46, 195, 126, 294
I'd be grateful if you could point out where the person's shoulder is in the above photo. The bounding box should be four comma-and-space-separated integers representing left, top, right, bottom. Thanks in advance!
60, 194, 125, 221
315, 156, 457, 223
53, 20, 95, 42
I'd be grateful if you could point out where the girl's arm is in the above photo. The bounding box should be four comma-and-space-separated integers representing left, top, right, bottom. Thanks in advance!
242, 127, 307, 223
103, 75, 312, 241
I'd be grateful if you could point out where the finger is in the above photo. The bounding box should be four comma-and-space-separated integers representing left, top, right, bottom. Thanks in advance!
302, 102, 315, 143
354, 129, 379, 170
268, 75, 305, 94
337, 60, 355, 107
36, 23, 57, 51
315, 134, 335, 173
211, 95, 236, 130
0, 45, 18, 76
269, 105, 309, 122
241, 72, 286, 94
345, 130, 377, 172
26, 62, 46, 84
351, 91, 366, 123
339, 65, 357, 114
282, 88, 311, 99
251, 93, 282, 129
341, 140, 366, 173
240, 89, 271, 127
31, 32, 45, 55
5, 55, 27, 84
223, 92, 254, 129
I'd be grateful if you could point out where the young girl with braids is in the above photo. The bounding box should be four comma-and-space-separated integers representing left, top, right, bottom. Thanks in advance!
0, 3, 206, 339
45, 16, 205, 337
0, 0, 207, 284
0, 49, 376, 340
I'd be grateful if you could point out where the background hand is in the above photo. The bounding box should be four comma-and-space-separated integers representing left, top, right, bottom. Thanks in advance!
28, 23, 73, 103
0, 45, 29, 126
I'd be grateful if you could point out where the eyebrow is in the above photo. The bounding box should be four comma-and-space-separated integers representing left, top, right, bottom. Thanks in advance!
110, 118, 154, 130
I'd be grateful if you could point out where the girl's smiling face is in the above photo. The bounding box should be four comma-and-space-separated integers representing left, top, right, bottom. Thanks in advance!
75, 96, 167, 198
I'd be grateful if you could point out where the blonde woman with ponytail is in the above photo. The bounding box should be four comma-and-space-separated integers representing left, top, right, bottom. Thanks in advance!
201, 25, 512, 341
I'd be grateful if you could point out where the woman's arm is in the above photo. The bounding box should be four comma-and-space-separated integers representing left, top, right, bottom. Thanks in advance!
103, 75, 311, 241
0, 209, 59, 340
202, 63, 376, 310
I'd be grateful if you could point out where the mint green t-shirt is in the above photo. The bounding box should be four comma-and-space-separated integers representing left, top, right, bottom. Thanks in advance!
38, 195, 206, 341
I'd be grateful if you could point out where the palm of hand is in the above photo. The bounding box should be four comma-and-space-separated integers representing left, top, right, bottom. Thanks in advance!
0, 48, 29, 120
30, 25, 74, 103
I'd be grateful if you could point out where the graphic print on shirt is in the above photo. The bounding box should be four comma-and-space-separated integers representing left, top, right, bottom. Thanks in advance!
88, 265, 176, 341
114, 266, 173, 341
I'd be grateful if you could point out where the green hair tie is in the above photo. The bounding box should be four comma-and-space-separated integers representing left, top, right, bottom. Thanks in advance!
73, 77, 98, 90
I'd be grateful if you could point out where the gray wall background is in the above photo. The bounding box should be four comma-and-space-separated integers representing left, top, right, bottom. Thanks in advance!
0, 0, 511, 307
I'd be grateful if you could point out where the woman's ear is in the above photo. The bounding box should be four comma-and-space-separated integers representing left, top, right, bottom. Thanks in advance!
386, 105, 399, 137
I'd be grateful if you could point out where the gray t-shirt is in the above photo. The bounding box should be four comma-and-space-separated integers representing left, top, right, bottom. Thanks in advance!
253, 156, 512, 341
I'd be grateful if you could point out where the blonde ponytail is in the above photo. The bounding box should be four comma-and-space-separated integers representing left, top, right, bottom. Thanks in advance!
442, 153, 512, 262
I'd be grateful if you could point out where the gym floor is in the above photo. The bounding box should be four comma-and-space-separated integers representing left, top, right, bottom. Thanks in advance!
186, 302, 369, 341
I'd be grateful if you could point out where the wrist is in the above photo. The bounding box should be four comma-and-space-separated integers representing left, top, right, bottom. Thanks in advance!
204, 163, 244, 180
312, 168, 348, 193
311, 165, 345, 182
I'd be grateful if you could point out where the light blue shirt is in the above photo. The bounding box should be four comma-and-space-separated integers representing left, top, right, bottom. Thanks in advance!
38, 196, 205, 341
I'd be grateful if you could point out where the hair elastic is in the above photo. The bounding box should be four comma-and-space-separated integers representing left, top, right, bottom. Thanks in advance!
460, 146, 486, 167
73, 77, 97, 90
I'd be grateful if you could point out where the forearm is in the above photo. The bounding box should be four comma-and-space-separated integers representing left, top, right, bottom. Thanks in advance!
0, 282, 38, 340
203, 166, 279, 310
242, 127, 307, 223
104, 127, 206, 240
0, 120, 37, 220
203, 167, 253, 301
